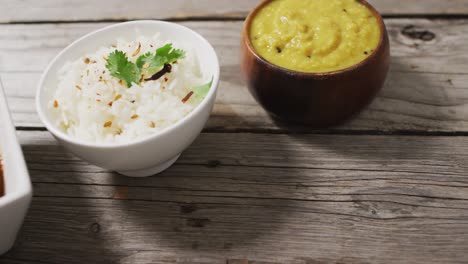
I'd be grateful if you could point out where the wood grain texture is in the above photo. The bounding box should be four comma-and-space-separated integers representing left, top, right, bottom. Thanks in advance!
0, 131, 467, 264
1, 19, 468, 132
3, 0, 468, 23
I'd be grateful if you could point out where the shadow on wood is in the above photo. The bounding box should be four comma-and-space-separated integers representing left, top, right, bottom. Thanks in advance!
4, 142, 299, 263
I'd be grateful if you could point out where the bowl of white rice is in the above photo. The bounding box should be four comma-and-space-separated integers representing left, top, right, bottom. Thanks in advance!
36, 21, 219, 177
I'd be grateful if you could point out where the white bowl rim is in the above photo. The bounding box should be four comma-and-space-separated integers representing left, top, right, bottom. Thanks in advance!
0, 77, 32, 207
36, 20, 220, 149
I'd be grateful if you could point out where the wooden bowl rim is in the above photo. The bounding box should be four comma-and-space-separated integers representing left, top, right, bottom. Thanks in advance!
242, 0, 387, 77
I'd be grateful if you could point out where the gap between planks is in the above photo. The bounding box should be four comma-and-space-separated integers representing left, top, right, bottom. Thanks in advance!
4, 14, 468, 26
14, 126, 468, 137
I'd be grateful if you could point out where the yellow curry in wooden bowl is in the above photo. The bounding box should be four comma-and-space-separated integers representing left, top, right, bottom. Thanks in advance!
241, 0, 390, 127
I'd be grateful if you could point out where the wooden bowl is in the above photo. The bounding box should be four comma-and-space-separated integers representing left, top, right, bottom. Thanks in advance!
241, 0, 390, 127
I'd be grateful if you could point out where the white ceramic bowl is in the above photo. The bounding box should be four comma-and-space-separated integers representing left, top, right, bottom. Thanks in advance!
0, 79, 33, 255
36, 21, 220, 177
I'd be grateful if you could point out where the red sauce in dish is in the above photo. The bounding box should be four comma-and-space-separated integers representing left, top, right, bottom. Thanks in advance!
0, 160, 4, 197
0, 160, 5, 197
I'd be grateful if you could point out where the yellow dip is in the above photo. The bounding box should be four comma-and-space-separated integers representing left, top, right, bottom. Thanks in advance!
250, 0, 381, 73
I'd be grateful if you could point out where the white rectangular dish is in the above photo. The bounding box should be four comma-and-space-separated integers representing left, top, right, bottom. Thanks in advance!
0, 78, 32, 255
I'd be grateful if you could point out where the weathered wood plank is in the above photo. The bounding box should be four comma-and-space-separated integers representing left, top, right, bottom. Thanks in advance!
0, 131, 467, 263
3, 0, 468, 23
5, 197, 467, 264
18, 131, 468, 175
1, 19, 468, 132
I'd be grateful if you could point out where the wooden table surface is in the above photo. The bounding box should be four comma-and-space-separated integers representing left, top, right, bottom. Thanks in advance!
2, 1, 468, 263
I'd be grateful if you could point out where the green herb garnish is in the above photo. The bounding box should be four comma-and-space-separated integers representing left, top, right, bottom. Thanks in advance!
136, 44, 185, 79
193, 77, 214, 102
106, 50, 141, 88
106, 43, 186, 88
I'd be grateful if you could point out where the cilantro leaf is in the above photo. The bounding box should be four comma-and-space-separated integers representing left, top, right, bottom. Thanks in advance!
106, 44, 186, 86
193, 77, 213, 102
106, 50, 140, 88
155, 43, 186, 64
136, 43, 185, 78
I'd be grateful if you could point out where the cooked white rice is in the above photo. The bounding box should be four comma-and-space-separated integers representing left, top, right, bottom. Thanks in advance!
48, 35, 209, 143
